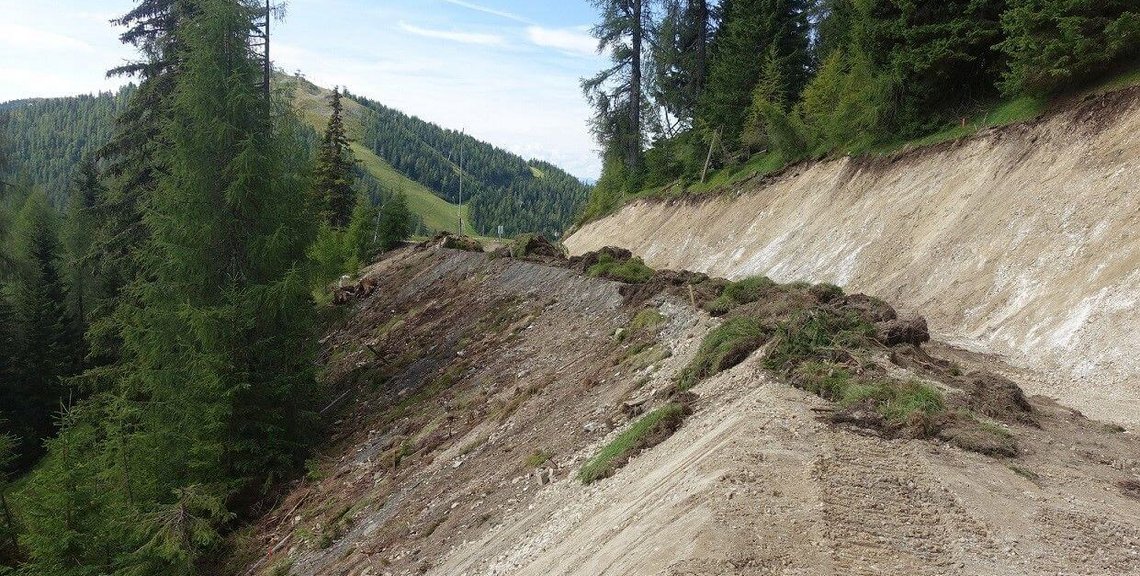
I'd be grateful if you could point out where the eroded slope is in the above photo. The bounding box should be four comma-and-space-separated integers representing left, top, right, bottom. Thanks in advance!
566, 88, 1140, 429
241, 246, 1139, 576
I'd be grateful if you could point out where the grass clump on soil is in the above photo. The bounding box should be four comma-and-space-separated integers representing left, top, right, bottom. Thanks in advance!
525, 449, 554, 468
630, 308, 666, 333
674, 277, 1020, 455
587, 252, 655, 284
705, 276, 777, 316
677, 317, 766, 391
579, 403, 686, 484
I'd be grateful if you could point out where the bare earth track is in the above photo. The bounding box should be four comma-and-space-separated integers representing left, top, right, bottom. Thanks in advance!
244, 246, 1140, 576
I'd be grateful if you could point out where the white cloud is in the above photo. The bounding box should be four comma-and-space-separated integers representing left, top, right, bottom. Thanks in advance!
398, 21, 505, 46
526, 26, 598, 57
441, 0, 533, 24
0, 22, 94, 52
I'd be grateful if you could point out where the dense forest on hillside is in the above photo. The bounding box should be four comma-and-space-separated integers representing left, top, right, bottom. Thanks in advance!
580, 0, 1140, 221
352, 94, 590, 237
0, 89, 133, 207
0, 85, 589, 239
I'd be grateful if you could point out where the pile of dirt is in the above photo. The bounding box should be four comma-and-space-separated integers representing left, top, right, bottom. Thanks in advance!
958, 371, 1038, 425
566, 246, 634, 273
509, 234, 565, 262
431, 232, 484, 252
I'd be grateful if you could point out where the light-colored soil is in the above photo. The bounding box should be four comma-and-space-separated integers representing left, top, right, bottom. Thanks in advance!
243, 247, 1140, 576
565, 87, 1140, 430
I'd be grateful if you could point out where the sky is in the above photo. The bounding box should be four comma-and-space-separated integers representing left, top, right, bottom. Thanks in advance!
0, 0, 607, 180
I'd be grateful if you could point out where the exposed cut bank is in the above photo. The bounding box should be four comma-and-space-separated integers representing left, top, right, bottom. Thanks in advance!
566, 87, 1140, 429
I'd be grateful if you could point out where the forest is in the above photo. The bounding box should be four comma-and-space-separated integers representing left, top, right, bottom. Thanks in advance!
579, 0, 1140, 221
352, 94, 591, 237
0, 1, 414, 573
2, 83, 589, 240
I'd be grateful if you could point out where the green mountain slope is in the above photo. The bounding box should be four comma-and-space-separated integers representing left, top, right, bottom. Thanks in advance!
2, 76, 589, 237
0, 88, 133, 206
287, 77, 474, 235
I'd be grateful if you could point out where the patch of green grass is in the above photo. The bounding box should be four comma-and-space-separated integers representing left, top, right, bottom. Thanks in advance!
587, 253, 655, 284
304, 457, 325, 482
763, 309, 874, 371
706, 275, 778, 315
525, 449, 554, 468
877, 381, 945, 423
579, 403, 686, 484
630, 308, 666, 333
1009, 464, 1040, 482
268, 557, 295, 576
677, 317, 767, 391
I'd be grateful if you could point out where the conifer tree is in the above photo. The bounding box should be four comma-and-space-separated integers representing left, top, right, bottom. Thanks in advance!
313, 88, 357, 228
19, 0, 320, 571
583, 0, 650, 174
376, 191, 412, 252
698, 0, 811, 154
4, 192, 80, 467
998, 0, 1140, 94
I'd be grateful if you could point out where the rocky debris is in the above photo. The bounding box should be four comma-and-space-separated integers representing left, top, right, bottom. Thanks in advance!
1121, 479, 1140, 500
876, 314, 931, 346
333, 275, 381, 305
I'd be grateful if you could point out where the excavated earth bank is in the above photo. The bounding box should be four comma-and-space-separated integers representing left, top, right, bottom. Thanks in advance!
244, 246, 1140, 576
566, 87, 1140, 429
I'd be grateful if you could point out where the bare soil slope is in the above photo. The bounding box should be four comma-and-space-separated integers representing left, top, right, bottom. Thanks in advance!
566, 88, 1140, 429
242, 246, 1139, 576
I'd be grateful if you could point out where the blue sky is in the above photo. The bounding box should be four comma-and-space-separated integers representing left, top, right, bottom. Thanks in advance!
0, 0, 606, 179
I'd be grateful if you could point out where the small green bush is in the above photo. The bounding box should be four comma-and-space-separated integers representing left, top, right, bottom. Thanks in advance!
763, 309, 874, 371
579, 403, 685, 484
677, 317, 767, 390
587, 253, 654, 284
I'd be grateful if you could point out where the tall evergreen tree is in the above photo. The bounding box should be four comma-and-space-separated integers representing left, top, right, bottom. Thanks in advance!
583, 0, 650, 174
2, 192, 81, 468
20, 0, 320, 572
86, 0, 198, 366
312, 88, 356, 228
698, 0, 811, 152
650, 0, 714, 132
376, 191, 412, 252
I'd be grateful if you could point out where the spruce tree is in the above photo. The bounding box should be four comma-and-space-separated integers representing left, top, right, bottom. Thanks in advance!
19, 0, 320, 572
998, 0, 1140, 95
376, 192, 412, 252
313, 88, 357, 228
4, 192, 80, 468
698, 0, 811, 154
583, 0, 649, 175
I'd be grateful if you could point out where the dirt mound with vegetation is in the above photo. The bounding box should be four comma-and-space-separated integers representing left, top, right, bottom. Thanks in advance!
237, 244, 1140, 576
566, 87, 1140, 430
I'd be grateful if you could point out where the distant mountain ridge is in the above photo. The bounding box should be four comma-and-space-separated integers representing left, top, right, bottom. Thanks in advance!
1, 77, 589, 236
